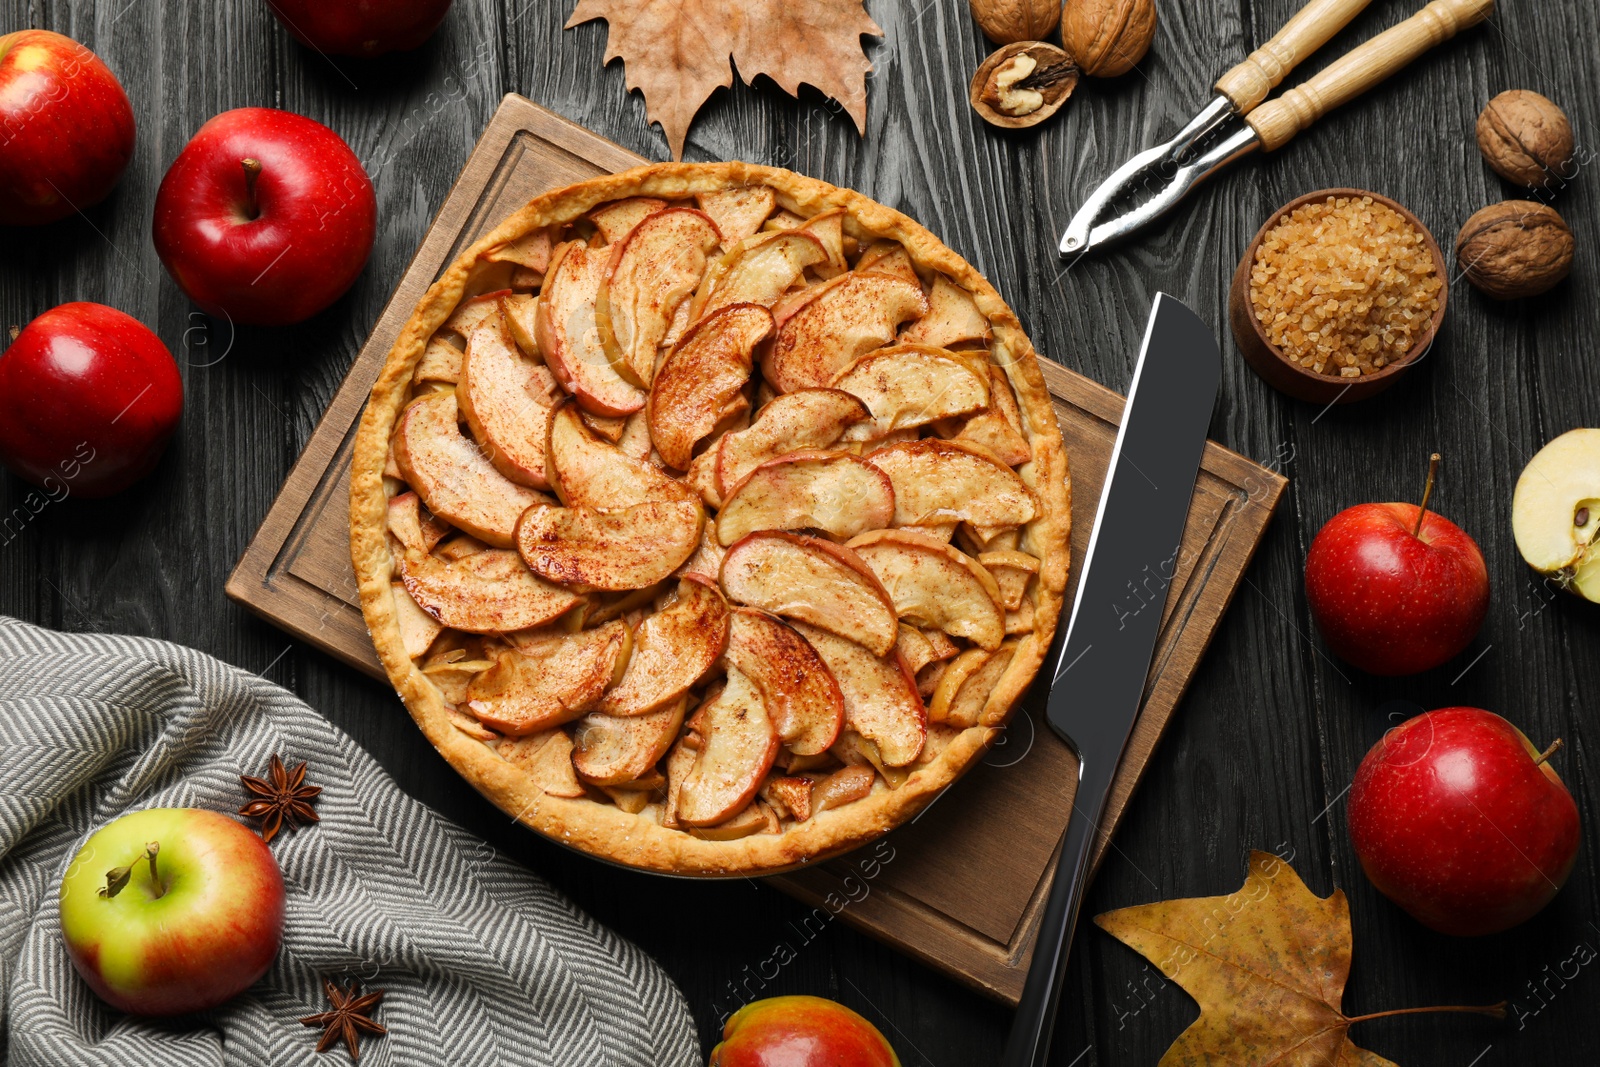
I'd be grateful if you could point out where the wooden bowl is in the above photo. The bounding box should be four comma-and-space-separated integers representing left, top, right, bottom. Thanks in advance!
1229, 188, 1448, 405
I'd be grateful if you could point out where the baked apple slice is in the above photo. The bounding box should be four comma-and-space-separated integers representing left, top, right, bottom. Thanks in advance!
536, 241, 647, 416
794, 208, 847, 278
847, 529, 1007, 650
647, 303, 771, 470
832, 343, 990, 440
499, 731, 586, 797
980, 549, 1041, 610
386, 491, 450, 555
413, 337, 464, 385
595, 208, 722, 388
677, 665, 780, 826
930, 642, 1018, 728
400, 547, 581, 634
464, 621, 632, 734
789, 622, 925, 767
546, 399, 690, 509
894, 623, 958, 676
572, 694, 688, 786
393, 391, 552, 547
485, 227, 552, 273
854, 240, 919, 286
719, 531, 898, 656
588, 196, 667, 244
502, 293, 541, 358
599, 577, 731, 715
441, 290, 510, 338
724, 608, 845, 755
391, 582, 443, 658
863, 439, 1037, 529
715, 388, 870, 496
516, 499, 705, 591
457, 309, 560, 489
934, 364, 1031, 467
763, 271, 929, 393
716, 451, 895, 546
695, 185, 776, 246
900, 275, 992, 348
689, 231, 828, 324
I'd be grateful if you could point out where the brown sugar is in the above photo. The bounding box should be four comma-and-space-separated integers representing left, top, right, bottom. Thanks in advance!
1248, 196, 1442, 378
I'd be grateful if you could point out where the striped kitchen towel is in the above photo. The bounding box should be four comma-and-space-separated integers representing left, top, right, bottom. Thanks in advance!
0, 616, 698, 1066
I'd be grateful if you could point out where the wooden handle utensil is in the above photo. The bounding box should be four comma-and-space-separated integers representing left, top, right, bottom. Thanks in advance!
1247, 0, 1496, 150
1216, 0, 1378, 113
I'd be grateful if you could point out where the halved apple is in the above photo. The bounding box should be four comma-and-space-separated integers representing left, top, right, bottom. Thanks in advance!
719, 531, 898, 655
677, 665, 780, 826
464, 621, 631, 734
789, 622, 925, 767
393, 391, 552, 547
833, 344, 989, 440
724, 608, 845, 755
696, 185, 776, 246
441, 289, 511, 337
847, 529, 1006, 650
400, 548, 582, 634
763, 272, 929, 393
595, 208, 722, 388
648, 304, 771, 470
391, 582, 444, 659
546, 399, 690, 509
930, 642, 1017, 728
854, 240, 919, 286
516, 499, 705, 591
689, 232, 828, 324
588, 196, 667, 243
934, 364, 1031, 467
485, 227, 552, 273
715, 389, 870, 496
599, 577, 731, 715
980, 548, 1041, 610
900, 275, 991, 349
716, 451, 895, 546
535, 240, 647, 416
413, 337, 465, 385
458, 309, 560, 489
1512, 428, 1600, 603
572, 694, 688, 786
499, 731, 586, 797
863, 438, 1037, 529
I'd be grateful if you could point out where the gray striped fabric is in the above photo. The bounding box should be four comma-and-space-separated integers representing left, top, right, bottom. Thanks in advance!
0, 616, 699, 1066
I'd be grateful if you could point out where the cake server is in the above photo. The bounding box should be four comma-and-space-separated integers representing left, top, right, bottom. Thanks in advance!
1000, 294, 1219, 1067
1060, 0, 1495, 256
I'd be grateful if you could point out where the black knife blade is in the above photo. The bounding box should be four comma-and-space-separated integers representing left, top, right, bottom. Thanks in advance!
1002, 294, 1220, 1067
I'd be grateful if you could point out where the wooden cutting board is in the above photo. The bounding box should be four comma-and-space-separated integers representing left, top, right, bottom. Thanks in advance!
226, 93, 1286, 1006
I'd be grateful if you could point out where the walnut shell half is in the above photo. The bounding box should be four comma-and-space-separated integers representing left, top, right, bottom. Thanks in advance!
1060, 0, 1156, 77
969, 42, 1079, 130
1477, 90, 1575, 191
1455, 200, 1575, 301
968, 0, 1060, 44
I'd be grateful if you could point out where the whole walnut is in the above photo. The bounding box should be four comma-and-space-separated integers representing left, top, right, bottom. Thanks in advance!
1477, 90, 1575, 191
1060, 0, 1156, 77
968, 0, 1060, 44
1455, 201, 1574, 300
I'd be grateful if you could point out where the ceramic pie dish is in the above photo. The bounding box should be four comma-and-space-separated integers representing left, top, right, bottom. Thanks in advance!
350, 162, 1071, 876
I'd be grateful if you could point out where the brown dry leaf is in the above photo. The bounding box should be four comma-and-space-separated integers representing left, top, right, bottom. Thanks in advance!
1094, 851, 1505, 1067
567, 0, 882, 160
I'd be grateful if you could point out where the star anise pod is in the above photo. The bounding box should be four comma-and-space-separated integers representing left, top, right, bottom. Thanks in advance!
239, 754, 322, 844
300, 979, 387, 1061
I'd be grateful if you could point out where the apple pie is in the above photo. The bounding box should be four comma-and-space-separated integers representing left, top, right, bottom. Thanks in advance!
350, 163, 1070, 875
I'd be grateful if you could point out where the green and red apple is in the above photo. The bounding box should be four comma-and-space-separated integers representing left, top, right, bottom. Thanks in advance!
711, 995, 900, 1066
59, 808, 284, 1015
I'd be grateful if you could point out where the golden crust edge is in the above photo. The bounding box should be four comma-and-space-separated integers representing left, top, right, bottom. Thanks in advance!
350, 161, 1072, 876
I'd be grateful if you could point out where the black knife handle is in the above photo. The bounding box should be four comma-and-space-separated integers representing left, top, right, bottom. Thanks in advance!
1000, 757, 1117, 1067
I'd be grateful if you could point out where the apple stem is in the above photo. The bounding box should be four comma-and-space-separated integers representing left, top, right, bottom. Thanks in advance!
1413, 453, 1442, 538
144, 841, 164, 899
1535, 738, 1565, 766
1346, 1001, 1508, 1025
241, 158, 263, 220
97, 840, 165, 900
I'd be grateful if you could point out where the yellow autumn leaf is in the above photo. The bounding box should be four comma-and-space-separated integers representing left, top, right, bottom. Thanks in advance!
1094, 851, 1505, 1067
566, 0, 882, 161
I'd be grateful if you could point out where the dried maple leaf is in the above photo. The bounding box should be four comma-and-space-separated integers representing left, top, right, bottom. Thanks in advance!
567, 0, 882, 160
1094, 851, 1505, 1067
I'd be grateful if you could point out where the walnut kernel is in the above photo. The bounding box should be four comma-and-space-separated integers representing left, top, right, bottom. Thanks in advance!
1455, 201, 1575, 300
1477, 90, 1575, 191
1060, 0, 1156, 78
969, 42, 1079, 130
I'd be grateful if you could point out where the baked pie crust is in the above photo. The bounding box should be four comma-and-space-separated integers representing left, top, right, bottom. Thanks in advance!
350, 162, 1070, 876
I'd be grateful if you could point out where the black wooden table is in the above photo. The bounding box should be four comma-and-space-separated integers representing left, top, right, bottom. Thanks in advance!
2, 0, 1596, 1063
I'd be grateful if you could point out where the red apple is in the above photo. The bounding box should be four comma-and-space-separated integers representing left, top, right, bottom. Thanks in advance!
0, 30, 136, 226
59, 808, 285, 1015
1304, 455, 1489, 675
711, 995, 901, 1067
0, 302, 183, 497
1349, 707, 1580, 937
152, 107, 375, 325
264, 0, 455, 57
